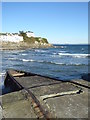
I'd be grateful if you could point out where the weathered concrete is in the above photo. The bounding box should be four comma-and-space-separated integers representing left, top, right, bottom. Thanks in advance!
14, 76, 61, 89
44, 88, 88, 118
0, 93, 2, 120
1, 69, 89, 119
2, 90, 37, 118
0, 105, 2, 120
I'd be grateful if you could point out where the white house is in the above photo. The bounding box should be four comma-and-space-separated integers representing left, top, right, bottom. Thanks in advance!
0, 31, 35, 42
26, 31, 35, 37
0, 34, 23, 42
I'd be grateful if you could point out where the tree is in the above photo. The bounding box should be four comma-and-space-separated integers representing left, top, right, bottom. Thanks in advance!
19, 31, 26, 37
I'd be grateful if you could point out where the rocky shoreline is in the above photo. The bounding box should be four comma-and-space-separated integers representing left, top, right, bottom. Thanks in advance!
0, 41, 53, 50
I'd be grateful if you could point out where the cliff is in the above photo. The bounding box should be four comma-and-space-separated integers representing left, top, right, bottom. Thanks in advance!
0, 31, 53, 50
1, 41, 53, 50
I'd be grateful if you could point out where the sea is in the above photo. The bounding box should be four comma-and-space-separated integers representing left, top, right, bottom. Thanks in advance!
0, 44, 89, 89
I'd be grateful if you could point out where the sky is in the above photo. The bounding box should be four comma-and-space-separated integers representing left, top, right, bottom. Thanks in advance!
2, 2, 88, 44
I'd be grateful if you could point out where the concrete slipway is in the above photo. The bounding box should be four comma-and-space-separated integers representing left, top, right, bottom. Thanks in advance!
0, 69, 89, 119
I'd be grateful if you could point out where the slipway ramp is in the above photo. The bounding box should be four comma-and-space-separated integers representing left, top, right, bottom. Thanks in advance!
1, 69, 89, 119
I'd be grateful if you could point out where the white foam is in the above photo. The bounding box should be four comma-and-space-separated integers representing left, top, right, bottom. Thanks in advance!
60, 46, 64, 48
66, 63, 87, 66
59, 51, 66, 53
50, 61, 64, 65
53, 53, 57, 55
8, 58, 17, 60
0, 72, 5, 76
22, 59, 65, 65
35, 50, 46, 53
58, 53, 89, 58
30, 59, 35, 62
21, 59, 86, 66
0, 72, 5, 87
21, 54, 27, 56
22, 59, 35, 62
60, 46, 67, 48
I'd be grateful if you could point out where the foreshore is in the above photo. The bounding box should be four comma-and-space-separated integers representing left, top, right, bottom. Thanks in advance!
0, 41, 53, 50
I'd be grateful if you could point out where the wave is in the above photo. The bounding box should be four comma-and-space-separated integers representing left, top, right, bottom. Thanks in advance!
21, 59, 87, 66
22, 58, 63, 64
54, 45, 67, 48
22, 59, 45, 63
53, 53, 57, 55
0, 72, 5, 88
60, 46, 67, 48
58, 53, 89, 58
53, 51, 66, 55
8, 58, 22, 61
34, 49, 47, 53
48, 62, 87, 66
8, 58, 17, 60
0, 72, 5, 77
59, 51, 67, 53
66, 63, 87, 66
21, 54, 27, 56
22, 59, 35, 62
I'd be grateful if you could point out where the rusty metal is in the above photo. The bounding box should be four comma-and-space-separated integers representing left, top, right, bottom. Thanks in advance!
5, 70, 52, 119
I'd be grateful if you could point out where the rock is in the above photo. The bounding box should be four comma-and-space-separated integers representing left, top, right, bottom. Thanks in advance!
81, 73, 90, 82
1, 41, 53, 50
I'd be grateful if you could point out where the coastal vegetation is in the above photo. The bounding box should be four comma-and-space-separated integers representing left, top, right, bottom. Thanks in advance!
19, 31, 48, 44
0, 33, 7, 35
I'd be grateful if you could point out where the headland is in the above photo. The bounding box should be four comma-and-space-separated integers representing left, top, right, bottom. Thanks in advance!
0, 31, 53, 50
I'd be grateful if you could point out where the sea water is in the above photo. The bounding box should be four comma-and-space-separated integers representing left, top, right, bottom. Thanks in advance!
0, 44, 89, 89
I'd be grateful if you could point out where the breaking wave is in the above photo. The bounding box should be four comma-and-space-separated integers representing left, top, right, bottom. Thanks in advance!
21, 59, 87, 66
58, 53, 89, 58
21, 53, 27, 56
0, 72, 5, 88
34, 49, 47, 53
22, 59, 35, 62
0, 72, 5, 77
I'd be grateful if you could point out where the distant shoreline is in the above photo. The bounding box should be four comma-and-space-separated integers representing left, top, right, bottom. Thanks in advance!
53, 44, 89, 45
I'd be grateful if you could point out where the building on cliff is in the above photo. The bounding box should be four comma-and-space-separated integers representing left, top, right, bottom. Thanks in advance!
0, 31, 35, 42
0, 33, 23, 42
26, 31, 35, 38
